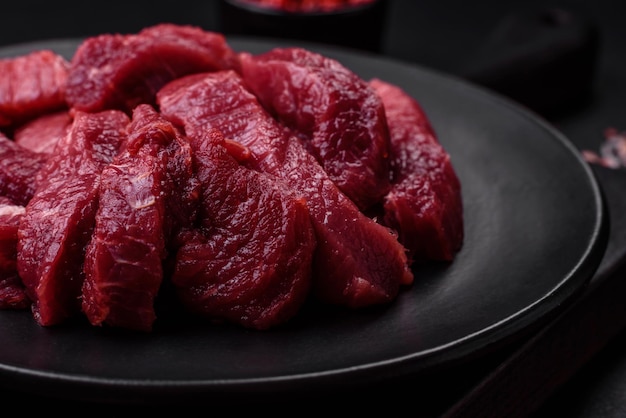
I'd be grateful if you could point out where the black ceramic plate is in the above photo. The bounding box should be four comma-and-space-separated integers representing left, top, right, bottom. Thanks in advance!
0, 37, 607, 403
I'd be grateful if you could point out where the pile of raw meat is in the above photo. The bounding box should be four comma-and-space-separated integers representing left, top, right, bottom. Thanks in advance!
0, 23, 463, 332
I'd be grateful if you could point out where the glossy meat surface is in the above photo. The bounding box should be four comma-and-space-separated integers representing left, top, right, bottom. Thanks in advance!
0, 50, 69, 128
0, 133, 47, 206
172, 129, 316, 330
0, 196, 28, 310
17, 110, 129, 326
81, 104, 198, 332
13, 110, 72, 154
66, 23, 240, 113
370, 78, 464, 261
158, 70, 413, 308
239, 48, 391, 211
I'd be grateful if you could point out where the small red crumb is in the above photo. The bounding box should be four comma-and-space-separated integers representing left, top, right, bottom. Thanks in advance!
583, 128, 626, 168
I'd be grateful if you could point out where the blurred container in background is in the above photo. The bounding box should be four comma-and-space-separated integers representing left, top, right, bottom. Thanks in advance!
218, 0, 389, 53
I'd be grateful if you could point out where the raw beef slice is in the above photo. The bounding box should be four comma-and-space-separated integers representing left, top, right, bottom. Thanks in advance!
65, 23, 240, 113
81, 104, 198, 332
0, 132, 48, 206
17, 110, 129, 326
369, 78, 463, 261
13, 110, 72, 154
0, 50, 69, 128
239, 48, 392, 211
172, 128, 316, 330
158, 70, 412, 308
0, 196, 29, 310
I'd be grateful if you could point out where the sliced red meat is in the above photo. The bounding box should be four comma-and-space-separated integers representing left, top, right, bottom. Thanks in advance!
81, 104, 198, 332
369, 78, 463, 262
158, 70, 412, 309
13, 110, 72, 154
0, 50, 69, 128
65, 23, 240, 114
239, 48, 391, 211
0, 196, 29, 310
16, 110, 129, 326
0, 132, 48, 206
172, 128, 316, 330
0, 274, 27, 310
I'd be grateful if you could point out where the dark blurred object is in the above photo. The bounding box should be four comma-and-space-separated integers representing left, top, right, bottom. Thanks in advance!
218, 0, 388, 53
462, 7, 599, 117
